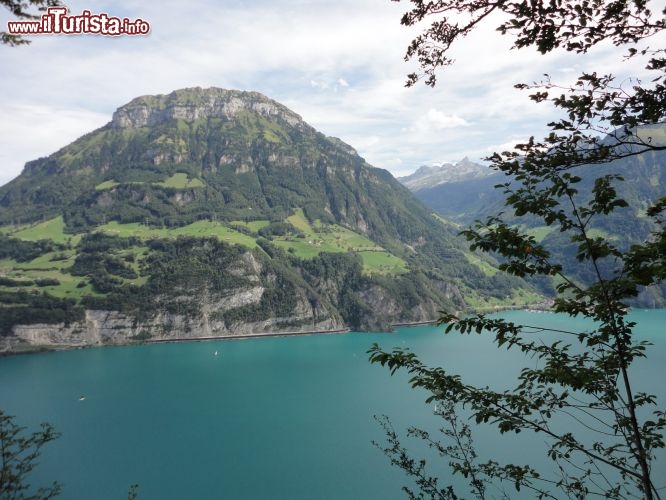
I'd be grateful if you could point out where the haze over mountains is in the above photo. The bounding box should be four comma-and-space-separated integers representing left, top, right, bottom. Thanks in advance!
398, 158, 504, 222
397, 157, 494, 191
399, 124, 666, 307
401, 124, 666, 222
0, 87, 536, 352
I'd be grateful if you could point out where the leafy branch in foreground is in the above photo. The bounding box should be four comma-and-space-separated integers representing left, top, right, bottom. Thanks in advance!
396, 0, 665, 88
374, 401, 576, 499
1, 0, 66, 46
0, 410, 61, 500
0, 409, 140, 499
372, 0, 665, 498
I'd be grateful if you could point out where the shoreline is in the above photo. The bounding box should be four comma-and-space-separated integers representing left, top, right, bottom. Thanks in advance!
391, 320, 438, 327
0, 304, 556, 355
0, 327, 351, 357
145, 320, 443, 346
144, 326, 352, 345
2, 320, 441, 356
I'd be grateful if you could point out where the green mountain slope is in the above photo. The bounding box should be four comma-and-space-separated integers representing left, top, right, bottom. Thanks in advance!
401, 124, 666, 306
0, 88, 538, 352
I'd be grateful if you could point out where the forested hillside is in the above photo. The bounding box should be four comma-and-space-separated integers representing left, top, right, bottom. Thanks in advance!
0, 88, 539, 352
401, 124, 666, 305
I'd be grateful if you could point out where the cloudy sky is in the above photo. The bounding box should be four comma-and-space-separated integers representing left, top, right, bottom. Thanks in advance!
0, 0, 662, 186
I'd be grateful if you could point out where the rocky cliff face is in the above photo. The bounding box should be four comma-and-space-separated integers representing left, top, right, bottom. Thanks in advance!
0, 243, 458, 353
2, 301, 344, 353
112, 87, 305, 130
0, 279, 447, 352
0, 248, 339, 352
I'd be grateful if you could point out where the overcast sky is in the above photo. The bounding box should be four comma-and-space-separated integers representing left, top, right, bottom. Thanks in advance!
1, 0, 663, 186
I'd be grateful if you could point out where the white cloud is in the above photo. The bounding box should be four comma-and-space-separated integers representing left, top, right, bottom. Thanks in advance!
419, 108, 469, 130
485, 138, 530, 155
0, 0, 659, 183
0, 104, 109, 186
310, 80, 329, 90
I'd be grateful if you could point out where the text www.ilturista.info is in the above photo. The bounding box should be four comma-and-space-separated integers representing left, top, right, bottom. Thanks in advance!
7, 7, 150, 36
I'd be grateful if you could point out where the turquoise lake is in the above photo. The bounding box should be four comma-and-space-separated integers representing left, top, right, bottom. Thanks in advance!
1, 310, 664, 499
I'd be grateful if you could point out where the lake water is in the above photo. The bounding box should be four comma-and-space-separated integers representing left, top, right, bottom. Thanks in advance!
1, 310, 664, 499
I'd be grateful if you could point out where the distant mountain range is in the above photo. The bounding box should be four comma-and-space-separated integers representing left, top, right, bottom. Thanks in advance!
397, 157, 494, 191
398, 125, 666, 307
0, 88, 536, 352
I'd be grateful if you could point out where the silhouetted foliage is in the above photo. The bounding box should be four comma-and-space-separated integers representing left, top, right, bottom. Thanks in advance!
371, 0, 665, 498
1, 0, 65, 47
0, 410, 61, 499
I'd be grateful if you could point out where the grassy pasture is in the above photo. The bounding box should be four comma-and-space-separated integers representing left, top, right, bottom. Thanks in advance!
464, 253, 498, 276
3, 217, 80, 245
97, 220, 258, 248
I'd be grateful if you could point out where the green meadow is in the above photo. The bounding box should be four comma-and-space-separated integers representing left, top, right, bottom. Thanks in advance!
156, 173, 206, 188
3, 216, 80, 245
463, 287, 543, 311
95, 172, 205, 191
1, 209, 411, 295
464, 252, 498, 276
97, 220, 258, 248
274, 209, 408, 274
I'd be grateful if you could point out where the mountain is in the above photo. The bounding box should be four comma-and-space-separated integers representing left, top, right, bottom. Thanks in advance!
400, 124, 666, 306
404, 173, 505, 222
0, 88, 538, 352
397, 157, 493, 191
397, 159, 505, 221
